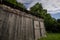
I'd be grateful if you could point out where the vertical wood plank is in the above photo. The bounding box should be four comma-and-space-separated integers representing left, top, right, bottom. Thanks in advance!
0, 11, 9, 40
40, 21, 46, 37
34, 21, 40, 40
8, 13, 16, 40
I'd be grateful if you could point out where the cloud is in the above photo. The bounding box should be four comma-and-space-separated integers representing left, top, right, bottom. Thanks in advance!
17, 0, 33, 4
48, 9, 60, 14
51, 13, 60, 19
17, 0, 41, 10
41, 0, 60, 14
17, 0, 60, 14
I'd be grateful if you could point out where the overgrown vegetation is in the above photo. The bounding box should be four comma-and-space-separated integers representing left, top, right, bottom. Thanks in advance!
39, 33, 60, 40
1, 0, 60, 33
2, 0, 26, 9
30, 3, 60, 33
1, 0, 43, 17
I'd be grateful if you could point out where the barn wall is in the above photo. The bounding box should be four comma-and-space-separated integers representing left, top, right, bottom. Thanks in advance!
0, 4, 46, 40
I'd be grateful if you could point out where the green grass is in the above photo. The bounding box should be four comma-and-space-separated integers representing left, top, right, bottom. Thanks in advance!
39, 33, 60, 40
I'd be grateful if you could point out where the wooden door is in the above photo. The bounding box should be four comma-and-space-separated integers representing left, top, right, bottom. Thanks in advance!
34, 21, 40, 40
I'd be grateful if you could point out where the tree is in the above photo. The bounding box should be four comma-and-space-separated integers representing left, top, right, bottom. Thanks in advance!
30, 2, 60, 33
4, 0, 26, 9
30, 3, 43, 13
57, 19, 60, 23
30, 3, 43, 17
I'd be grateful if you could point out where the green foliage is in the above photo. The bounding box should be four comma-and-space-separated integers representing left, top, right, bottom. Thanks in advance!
30, 2, 60, 33
30, 3, 43, 17
6, 0, 16, 4
39, 33, 60, 40
57, 19, 60, 23
30, 3, 43, 13
5, 0, 26, 9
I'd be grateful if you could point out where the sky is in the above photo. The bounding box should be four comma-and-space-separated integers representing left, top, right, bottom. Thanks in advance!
17, 0, 60, 19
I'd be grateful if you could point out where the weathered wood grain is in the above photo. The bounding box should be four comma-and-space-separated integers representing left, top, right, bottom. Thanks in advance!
0, 4, 46, 40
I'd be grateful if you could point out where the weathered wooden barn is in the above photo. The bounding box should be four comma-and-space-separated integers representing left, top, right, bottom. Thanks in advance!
0, 1, 46, 40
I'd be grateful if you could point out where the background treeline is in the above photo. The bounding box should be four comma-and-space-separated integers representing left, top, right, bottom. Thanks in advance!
30, 3, 60, 33
1, 0, 60, 33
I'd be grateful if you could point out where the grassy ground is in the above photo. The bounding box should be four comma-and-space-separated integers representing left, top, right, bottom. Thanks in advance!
39, 33, 60, 40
